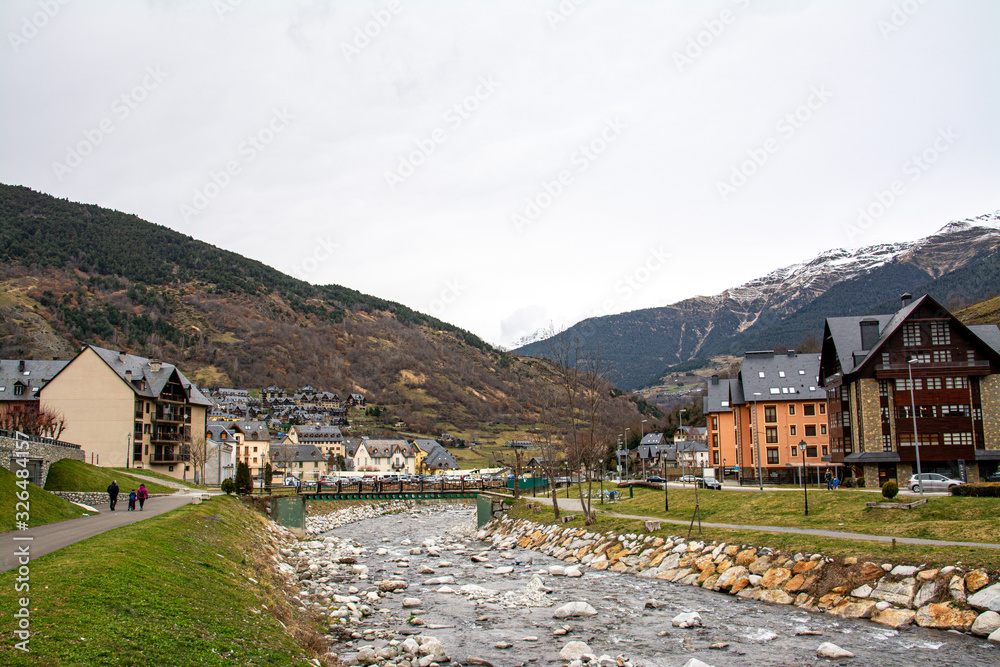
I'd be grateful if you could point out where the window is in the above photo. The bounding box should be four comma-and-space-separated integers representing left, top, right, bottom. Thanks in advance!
765, 427, 778, 444
941, 404, 971, 418
822, 445, 828, 456
925, 377, 942, 390
819, 404, 826, 414
897, 378, 922, 391
764, 406, 777, 423
805, 425, 817, 437
803, 404, 815, 416
789, 405, 796, 416
13, 384, 25, 396
766, 449, 779, 465
930, 322, 950, 345
945, 377, 969, 389
881, 352, 890, 366
789, 425, 797, 436
713, 451, 719, 465
841, 411, 851, 427
779, 371, 786, 378
903, 322, 921, 346
712, 416, 718, 430
883, 435, 893, 452
933, 350, 952, 363
942, 432, 973, 446
908, 352, 931, 364
791, 446, 797, 457
799, 369, 806, 375
821, 424, 827, 435
841, 386, 850, 401
712, 434, 719, 446
770, 388, 780, 395
968, 349, 976, 363
758, 371, 765, 378
143, 423, 151, 434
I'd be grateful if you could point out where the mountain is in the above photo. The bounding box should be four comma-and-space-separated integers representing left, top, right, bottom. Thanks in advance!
516, 213, 1000, 390
0, 184, 643, 440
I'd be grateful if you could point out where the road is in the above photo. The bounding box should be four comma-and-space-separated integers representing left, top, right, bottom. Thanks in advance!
1, 492, 200, 573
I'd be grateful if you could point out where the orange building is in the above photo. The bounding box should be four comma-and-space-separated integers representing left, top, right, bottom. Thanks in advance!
704, 350, 831, 485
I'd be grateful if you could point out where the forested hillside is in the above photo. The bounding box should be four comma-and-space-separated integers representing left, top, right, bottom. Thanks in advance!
0, 184, 645, 441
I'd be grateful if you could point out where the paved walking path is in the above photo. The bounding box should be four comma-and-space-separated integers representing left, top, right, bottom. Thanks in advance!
526, 495, 1000, 550
113, 470, 206, 492
1, 493, 200, 573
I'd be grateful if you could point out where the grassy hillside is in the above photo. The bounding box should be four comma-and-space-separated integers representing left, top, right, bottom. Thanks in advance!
957, 294, 1000, 325
0, 466, 84, 531
0, 497, 324, 666
44, 459, 175, 495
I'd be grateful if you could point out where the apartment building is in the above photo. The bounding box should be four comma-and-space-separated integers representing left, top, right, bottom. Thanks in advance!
704, 350, 831, 484
819, 294, 1000, 487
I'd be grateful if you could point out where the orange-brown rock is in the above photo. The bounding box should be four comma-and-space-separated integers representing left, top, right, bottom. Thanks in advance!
760, 589, 794, 605
760, 567, 792, 589
730, 577, 751, 594
872, 608, 916, 629
735, 549, 758, 566
697, 564, 717, 584
694, 554, 714, 571
915, 603, 978, 632
830, 600, 877, 619
859, 562, 883, 579
748, 556, 774, 575
965, 570, 990, 593
715, 558, 732, 573
792, 560, 820, 575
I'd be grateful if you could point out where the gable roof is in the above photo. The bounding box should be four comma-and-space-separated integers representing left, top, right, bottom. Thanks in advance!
738, 351, 825, 402
228, 420, 270, 441
640, 433, 666, 446
0, 359, 68, 401
359, 438, 412, 457
704, 377, 742, 413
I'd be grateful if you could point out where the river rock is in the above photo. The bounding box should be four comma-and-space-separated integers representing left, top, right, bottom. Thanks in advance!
424, 576, 455, 585
418, 637, 448, 659
554, 601, 598, 618
872, 607, 915, 628
402, 597, 422, 608
990, 628, 1000, 643
419, 565, 435, 574
965, 570, 990, 593
816, 642, 854, 658
565, 565, 584, 577
914, 581, 940, 608
971, 610, 1000, 637
401, 637, 420, 655
915, 602, 978, 631
671, 612, 702, 628
355, 647, 378, 665
968, 583, 1000, 612
870, 577, 918, 608
559, 641, 592, 660
496, 566, 514, 574
681, 660, 715, 667
379, 580, 408, 592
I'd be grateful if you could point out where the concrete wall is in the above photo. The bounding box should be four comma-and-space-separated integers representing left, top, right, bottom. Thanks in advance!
0, 433, 85, 487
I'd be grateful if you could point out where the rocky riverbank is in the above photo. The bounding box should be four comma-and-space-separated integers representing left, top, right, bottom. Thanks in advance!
259, 501, 999, 666
480, 515, 1000, 641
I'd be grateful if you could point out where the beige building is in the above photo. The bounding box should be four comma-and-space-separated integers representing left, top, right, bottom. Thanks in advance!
353, 438, 415, 474
40, 345, 211, 480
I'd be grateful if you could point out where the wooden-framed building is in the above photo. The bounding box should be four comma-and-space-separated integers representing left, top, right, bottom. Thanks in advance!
819, 294, 1000, 487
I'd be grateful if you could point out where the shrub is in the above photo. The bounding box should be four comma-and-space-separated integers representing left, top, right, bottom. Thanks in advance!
950, 483, 1000, 498
881, 480, 899, 500
220, 478, 235, 495
234, 462, 252, 495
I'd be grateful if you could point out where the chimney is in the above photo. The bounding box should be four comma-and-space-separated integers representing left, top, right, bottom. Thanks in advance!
149, 359, 162, 372
900, 293, 913, 308
711, 374, 719, 386
18, 360, 25, 373
118, 351, 126, 363
125, 370, 133, 383
860, 320, 880, 350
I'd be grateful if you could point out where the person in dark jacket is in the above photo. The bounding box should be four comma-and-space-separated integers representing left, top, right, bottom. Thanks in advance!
107, 480, 120, 511
136, 484, 149, 510
128, 489, 137, 511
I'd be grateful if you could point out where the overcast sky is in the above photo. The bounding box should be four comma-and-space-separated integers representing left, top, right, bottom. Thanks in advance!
2, 1, 998, 347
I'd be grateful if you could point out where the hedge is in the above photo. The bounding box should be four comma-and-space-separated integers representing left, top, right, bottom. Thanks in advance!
950, 483, 1000, 498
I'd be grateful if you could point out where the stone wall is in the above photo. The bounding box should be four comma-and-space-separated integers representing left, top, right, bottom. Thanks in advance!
480, 514, 1000, 637
981, 375, 1000, 450
858, 378, 882, 454
0, 433, 85, 488
51, 491, 171, 507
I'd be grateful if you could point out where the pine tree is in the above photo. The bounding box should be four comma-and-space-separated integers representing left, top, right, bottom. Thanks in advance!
235, 461, 252, 494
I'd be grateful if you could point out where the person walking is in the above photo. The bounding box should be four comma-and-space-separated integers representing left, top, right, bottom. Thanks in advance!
128, 489, 137, 511
825, 470, 832, 491
136, 484, 149, 511
107, 480, 120, 511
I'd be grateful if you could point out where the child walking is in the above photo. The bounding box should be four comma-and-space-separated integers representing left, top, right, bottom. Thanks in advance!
128, 489, 137, 511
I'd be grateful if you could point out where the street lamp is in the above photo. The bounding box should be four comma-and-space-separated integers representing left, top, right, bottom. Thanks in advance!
624, 428, 631, 480
126, 432, 131, 469
753, 392, 763, 491
678, 409, 687, 474
908, 358, 924, 497
640, 419, 648, 477
799, 439, 809, 516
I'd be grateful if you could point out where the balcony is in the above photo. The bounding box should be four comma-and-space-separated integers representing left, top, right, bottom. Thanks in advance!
875, 360, 990, 374
152, 409, 185, 424
152, 444, 190, 463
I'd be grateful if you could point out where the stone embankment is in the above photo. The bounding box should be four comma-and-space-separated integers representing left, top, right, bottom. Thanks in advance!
50, 491, 170, 506
480, 516, 1000, 642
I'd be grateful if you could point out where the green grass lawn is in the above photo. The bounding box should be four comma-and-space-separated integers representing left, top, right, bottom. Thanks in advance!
513, 490, 1000, 570
111, 466, 206, 490
0, 497, 323, 666
0, 467, 85, 532
44, 459, 175, 495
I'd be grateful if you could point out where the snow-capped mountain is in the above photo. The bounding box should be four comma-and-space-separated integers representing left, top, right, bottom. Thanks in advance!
516, 212, 1000, 389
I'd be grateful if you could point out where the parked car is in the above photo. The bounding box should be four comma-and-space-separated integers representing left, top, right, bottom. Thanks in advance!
678, 474, 700, 485
906, 472, 963, 493
318, 475, 336, 484
985, 472, 1000, 483
701, 477, 723, 490
645, 476, 666, 484
283, 475, 300, 487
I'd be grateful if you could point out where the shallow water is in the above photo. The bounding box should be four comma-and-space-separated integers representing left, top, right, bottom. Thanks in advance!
325, 504, 999, 666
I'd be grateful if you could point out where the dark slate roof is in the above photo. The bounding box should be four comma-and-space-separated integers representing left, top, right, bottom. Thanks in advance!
294, 424, 343, 441
638, 444, 674, 459
228, 420, 270, 441
640, 433, 666, 446
0, 359, 68, 401
206, 423, 236, 441
738, 351, 825, 402
423, 445, 458, 470
677, 440, 709, 453
343, 438, 363, 457
704, 377, 741, 412
969, 324, 1000, 354
84, 345, 212, 406
361, 439, 413, 457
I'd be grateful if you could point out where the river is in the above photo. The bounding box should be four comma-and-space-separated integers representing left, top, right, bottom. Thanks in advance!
317, 503, 998, 666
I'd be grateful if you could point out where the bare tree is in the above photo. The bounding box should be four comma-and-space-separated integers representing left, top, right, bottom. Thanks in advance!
0, 404, 67, 439
188, 436, 208, 485
533, 382, 565, 520
270, 441, 297, 479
